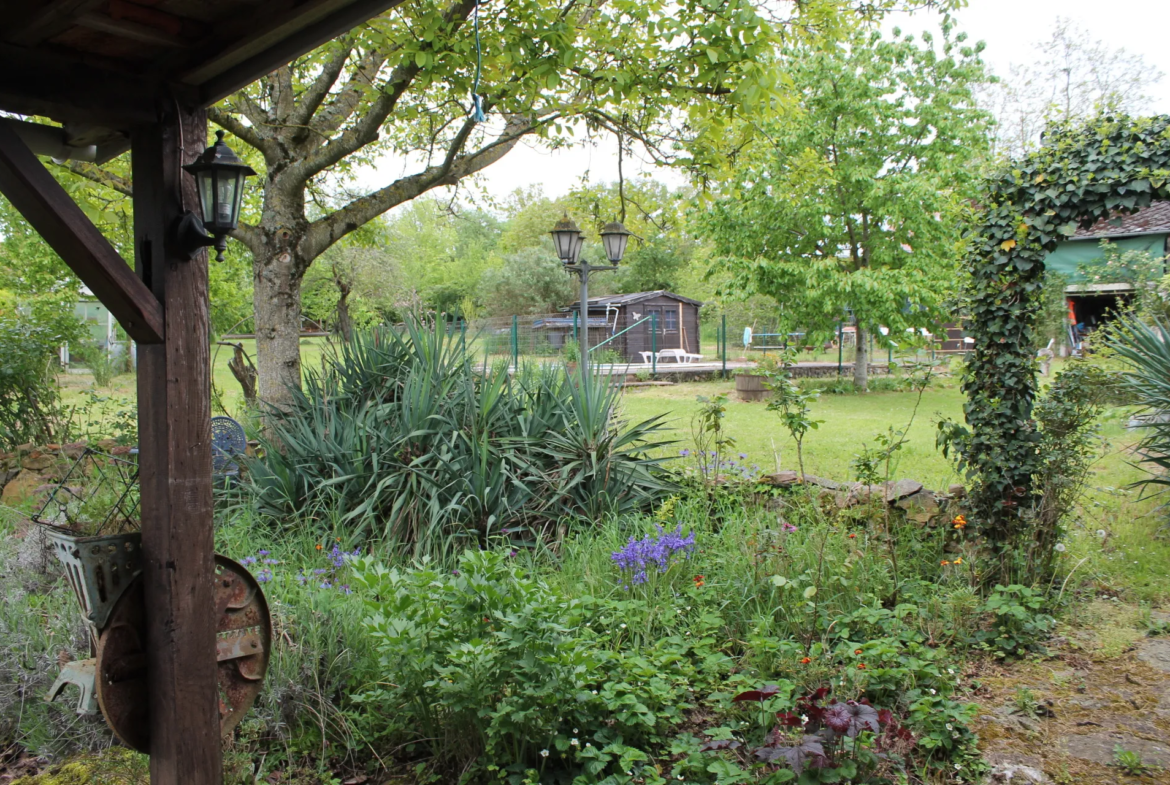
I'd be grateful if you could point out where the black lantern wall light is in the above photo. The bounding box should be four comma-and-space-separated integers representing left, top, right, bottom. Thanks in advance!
173, 130, 256, 261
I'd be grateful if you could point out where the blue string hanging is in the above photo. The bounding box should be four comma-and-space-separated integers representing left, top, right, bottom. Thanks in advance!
469, 0, 486, 123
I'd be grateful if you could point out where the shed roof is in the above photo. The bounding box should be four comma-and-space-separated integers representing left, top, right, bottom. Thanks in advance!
569, 290, 704, 309
1072, 201, 1170, 240
0, 0, 402, 151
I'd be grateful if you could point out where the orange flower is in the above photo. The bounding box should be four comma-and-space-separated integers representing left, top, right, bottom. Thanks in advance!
848, 533, 857, 539
854, 649, 863, 655
857, 663, 867, 670
953, 557, 963, 565
316, 543, 323, 551
800, 657, 811, 664
693, 575, 705, 588
940, 560, 950, 566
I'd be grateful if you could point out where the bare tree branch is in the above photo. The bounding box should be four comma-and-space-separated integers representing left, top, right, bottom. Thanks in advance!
289, 39, 358, 128
207, 107, 274, 160
304, 114, 538, 260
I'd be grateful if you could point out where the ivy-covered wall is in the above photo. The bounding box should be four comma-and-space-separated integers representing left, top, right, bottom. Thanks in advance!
962, 115, 1170, 579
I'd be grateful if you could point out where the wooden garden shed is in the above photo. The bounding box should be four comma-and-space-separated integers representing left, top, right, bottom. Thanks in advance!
0, 2, 402, 783
567, 290, 703, 361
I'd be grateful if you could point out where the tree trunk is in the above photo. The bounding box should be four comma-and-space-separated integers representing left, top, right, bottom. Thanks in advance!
253, 246, 304, 410
335, 279, 353, 343
853, 324, 868, 392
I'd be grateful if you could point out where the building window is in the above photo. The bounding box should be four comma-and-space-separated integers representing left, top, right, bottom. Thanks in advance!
664, 310, 679, 333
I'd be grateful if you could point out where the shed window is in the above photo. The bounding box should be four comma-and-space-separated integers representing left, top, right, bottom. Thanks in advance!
664, 310, 679, 332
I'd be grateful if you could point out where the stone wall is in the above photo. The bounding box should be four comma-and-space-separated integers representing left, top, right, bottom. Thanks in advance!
0, 440, 126, 506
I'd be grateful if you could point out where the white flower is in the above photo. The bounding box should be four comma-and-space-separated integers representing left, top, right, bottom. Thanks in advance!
947, 668, 954, 674
570, 738, 579, 747
1097, 529, 1107, 537
620, 623, 627, 629
586, 742, 592, 747
800, 715, 809, 724
573, 728, 578, 734
540, 749, 549, 758
929, 689, 936, 695
1054, 543, 1066, 552
591, 690, 598, 695
946, 724, 952, 730
955, 763, 963, 770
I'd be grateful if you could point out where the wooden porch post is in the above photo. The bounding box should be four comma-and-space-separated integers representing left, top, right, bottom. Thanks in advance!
133, 101, 222, 784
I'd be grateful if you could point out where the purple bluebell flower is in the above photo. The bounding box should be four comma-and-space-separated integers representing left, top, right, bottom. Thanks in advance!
241, 556, 257, 566
258, 550, 269, 556
257, 569, 272, 583
680, 449, 691, 457
611, 525, 697, 588
739, 453, 748, 460
263, 558, 278, 565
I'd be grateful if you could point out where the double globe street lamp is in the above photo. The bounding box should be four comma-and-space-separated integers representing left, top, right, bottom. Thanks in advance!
549, 215, 632, 379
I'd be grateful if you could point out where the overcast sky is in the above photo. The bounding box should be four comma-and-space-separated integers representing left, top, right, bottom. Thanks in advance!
367, 0, 1170, 207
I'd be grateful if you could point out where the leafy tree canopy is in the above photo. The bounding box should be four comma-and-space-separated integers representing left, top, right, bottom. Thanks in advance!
696, 23, 991, 386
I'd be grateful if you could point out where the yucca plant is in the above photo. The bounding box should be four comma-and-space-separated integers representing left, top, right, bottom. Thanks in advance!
244, 317, 675, 559
1110, 316, 1170, 501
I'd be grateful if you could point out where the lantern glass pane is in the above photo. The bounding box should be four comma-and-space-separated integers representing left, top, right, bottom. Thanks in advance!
551, 230, 573, 261
198, 172, 216, 225
569, 231, 584, 264
602, 232, 628, 263
215, 172, 237, 229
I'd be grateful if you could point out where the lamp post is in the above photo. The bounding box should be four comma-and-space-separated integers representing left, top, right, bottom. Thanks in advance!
174, 130, 256, 261
550, 216, 630, 380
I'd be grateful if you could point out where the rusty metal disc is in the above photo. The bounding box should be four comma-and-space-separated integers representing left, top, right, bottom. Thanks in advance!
94, 554, 272, 752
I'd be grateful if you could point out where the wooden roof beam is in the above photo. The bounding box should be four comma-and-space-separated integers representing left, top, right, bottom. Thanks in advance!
187, 0, 404, 105
0, 121, 164, 343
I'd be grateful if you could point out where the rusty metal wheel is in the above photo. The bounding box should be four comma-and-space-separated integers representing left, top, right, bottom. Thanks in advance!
94, 554, 271, 752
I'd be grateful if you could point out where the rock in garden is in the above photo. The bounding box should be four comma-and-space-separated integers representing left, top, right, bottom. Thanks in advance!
2, 469, 47, 504
948, 483, 966, 498
1137, 639, 1170, 674
765, 470, 800, 486
896, 489, 941, 522
20, 451, 55, 471
885, 478, 923, 501
1061, 732, 1170, 767
987, 763, 1050, 784
61, 441, 87, 459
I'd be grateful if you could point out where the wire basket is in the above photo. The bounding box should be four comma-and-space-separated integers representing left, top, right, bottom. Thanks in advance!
32, 448, 142, 633
31, 447, 140, 537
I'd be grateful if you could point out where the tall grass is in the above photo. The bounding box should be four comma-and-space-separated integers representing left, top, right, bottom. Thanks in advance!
244, 318, 676, 559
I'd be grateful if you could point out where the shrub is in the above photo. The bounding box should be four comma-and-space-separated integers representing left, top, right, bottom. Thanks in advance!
974, 584, 1054, 658
0, 316, 68, 450
246, 319, 675, 557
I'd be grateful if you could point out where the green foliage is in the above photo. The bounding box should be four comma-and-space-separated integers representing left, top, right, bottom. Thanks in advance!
700, 25, 990, 382
0, 315, 71, 450
762, 351, 823, 481
691, 393, 735, 482
245, 319, 675, 556
481, 248, 576, 316
974, 585, 1054, 658
961, 115, 1170, 581
1112, 745, 1162, 777
1109, 316, 1170, 506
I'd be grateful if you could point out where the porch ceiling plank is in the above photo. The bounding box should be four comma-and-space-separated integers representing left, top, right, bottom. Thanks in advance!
186, 0, 403, 104
75, 12, 192, 49
0, 121, 164, 344
0, 43, 159, 126
3, 0, 108, 46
